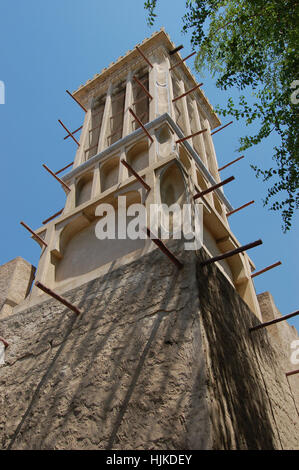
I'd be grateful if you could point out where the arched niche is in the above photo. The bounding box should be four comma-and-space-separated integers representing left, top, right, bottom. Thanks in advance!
55, 190, 145, 285
213, 194, 224, 218
179, 146, 192, 174
76, 173, 93, 207
126, 141, 148, 172
196, 170, 208, 192
100, 157, 119, 192
156, 125, 173, 159
159, 161, 188, 234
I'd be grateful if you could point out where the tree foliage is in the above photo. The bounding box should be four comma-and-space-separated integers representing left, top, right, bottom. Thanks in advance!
145, 0, 299, 231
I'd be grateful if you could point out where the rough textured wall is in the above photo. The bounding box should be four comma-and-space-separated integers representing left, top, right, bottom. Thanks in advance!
196, 252, 299, 450
0, 246, 298, 450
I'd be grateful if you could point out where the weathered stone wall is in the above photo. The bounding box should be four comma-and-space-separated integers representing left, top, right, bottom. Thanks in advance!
0, 246, 298, 450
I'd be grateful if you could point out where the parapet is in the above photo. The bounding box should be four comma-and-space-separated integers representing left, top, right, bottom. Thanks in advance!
0, 257, 36, 319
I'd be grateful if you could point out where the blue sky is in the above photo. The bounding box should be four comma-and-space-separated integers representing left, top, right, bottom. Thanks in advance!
0, 1, 297, 331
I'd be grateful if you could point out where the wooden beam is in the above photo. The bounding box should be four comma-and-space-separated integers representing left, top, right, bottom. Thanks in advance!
42, 209, 64, 225
169, 45, 184, 55
0, 337, 9, 348
176, 128, 207, 144
169, 51, 196, 71
251, 261, 282, 279
121, 159, 151, 191
43, 164, 71, 192
218, 155, 245, 171
58, 120, 80, 147
211, 121, 233, 136
145, 228, 183, 270
286, 369, 299, 377
135, 46, 153, 68
226, 200, 255, 217
35, 281, 82, 315
250, 310, 299, 332
200, 239, 263, 267
128, 108, 153, 143
133, 76, 153, 100
20, 221, 48, 248
172, 83, 203, 103
64, 125, 83, 140
194, 176, 235, 200
66, 90, 87, 112
55, 161, 74, 175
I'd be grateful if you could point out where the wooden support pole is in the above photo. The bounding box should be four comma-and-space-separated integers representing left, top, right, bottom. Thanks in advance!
169, 51, 196, 71
133, 76, 153, 100
42, 209, 64, 225
226, 200, 255, 217
66, 90, 87, 113
0, 337, 9, 348
135, 46, 153, 68
172, 83, 203, 103
176, 128, 207, 144
194, 176, 235, 200
55, 161, 74, 175
64, 125, 83, 140
58, 120, 80, 147
218, 155, 245, 171
20, 221, 48, 247
250, 310, 299, 332
35, 281, 82, 315
251, 261, 282, 279
128, 108, 153, 143
121, 159, 151, 191
200, 239, 263, 267
211, 121, 233, 136
169, 45, 184, 55
286, 369, 299, 377
145, 228, 183, 270
43, 164, 71, 192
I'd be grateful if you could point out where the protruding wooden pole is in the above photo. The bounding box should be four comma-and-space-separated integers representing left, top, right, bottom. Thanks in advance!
63, 125, 83, 140
58, 120, 80, 147
176, 128, 207, 144
35, 281, 82, 315
66, 90, 87, 112
251, 261, 282, 279
121, 160, 151, 191
169, 45, 184, 55
218, 155, 245, 172
200, 239, 263, 267
169, 51, 196, 71
145, 228, 183, 270
43, 164, 71, 192
172, 83, 203, 102
194, 176, 235, 200
0, 337, 9, 348
20, 221, 48, 247
133, 76, 153, 100
42, 209, 63, 225
286, 369, 299, 377
250, 310, 299, 332
136, 46, 153, 68
55, 161, 74, 175
227, 200, 255, 217
129, 108, 153, 143
211, 121, 233, 136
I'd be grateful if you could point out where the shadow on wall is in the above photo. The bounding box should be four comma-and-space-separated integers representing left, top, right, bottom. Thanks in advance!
3, 244, 207, 450
1, 245, 287, 450
196, 250, 280, 450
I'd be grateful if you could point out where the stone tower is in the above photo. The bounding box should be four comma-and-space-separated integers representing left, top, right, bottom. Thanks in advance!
0, 29, 298, 450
